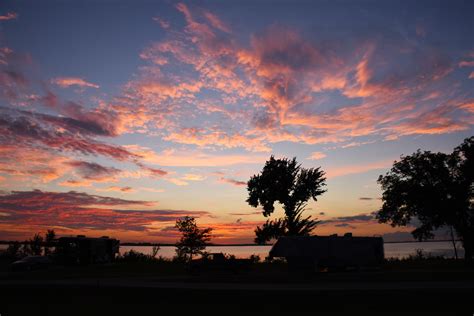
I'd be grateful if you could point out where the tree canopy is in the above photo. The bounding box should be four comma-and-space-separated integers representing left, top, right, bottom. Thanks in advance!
247, 156, 326, 244
175, 216, 212, 262
376, 136, 474, 261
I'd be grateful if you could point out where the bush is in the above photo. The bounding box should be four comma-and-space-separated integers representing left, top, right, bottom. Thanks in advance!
117, 248, 171, 264
118, 250, 157, 263
385, 249, 446, 264
249, 254, 261, 263
0, 242, 25, 262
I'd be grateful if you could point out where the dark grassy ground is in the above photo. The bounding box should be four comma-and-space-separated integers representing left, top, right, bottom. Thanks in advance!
0, 259, 473, 316
1, 258, 473, 282
1, 280, 473, 316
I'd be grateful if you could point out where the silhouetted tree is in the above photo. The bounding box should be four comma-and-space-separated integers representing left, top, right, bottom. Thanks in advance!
44, 229, 56, 256
5, 242, 21, 259
377, 136, 474, 262
247, 156, 327, 244
151, 245, 160, 258
175, 216, 212, 262
29, 233, 43, 256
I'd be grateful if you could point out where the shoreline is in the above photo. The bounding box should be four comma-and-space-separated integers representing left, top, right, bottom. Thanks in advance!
0, 239, 462, 247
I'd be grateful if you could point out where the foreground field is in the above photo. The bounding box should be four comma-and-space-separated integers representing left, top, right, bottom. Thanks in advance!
0, 259, 473, 316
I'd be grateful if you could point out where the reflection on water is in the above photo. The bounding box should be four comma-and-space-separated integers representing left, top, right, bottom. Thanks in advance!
120, 241, 465, 260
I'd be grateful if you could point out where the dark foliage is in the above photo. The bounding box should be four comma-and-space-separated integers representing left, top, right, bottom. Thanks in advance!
377, 136, 474, 262
247, 156, 326, 244
117, 249, 165, 263
3, 241, 22, 260
44, 229, 56, 256
175, 216, 212, 262
29, 233, 43, 256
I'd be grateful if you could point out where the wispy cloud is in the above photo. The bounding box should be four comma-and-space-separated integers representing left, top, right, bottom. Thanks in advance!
152, 16, 170, 29
0, 12, 18, 21
98, 186, 135, 193
51, 77, 99, 89
219, 177, 247, 186
125, 145, 266, 167
325, 160, 394, 178
307, 152, 327, 160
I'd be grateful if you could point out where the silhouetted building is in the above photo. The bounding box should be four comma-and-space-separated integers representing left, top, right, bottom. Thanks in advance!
56, 235, 119, 265
270, 234, 384, 271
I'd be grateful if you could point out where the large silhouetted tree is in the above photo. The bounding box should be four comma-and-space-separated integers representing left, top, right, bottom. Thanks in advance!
175, 216, 212, 262
377, 136, 474, 262
247, 156, 326, 244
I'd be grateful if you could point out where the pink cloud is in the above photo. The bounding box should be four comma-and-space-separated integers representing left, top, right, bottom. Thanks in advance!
125, 145, 267, 167
0, 144, 71, 183
152, 16, 170, 29
98, 186, 135, 193
218, 177, 247, 186
164, 128, 271, 152
182, 173, 206, 181
203, 11, 231, 33
0, 109, 140, 164
2, 2, 473, 194
459, 61, 474, 67
308, 152, 327, 160
0, 190, 210, 236
0, 12, 17, 21
51, 77, 99, 89
325, 160, 394, 178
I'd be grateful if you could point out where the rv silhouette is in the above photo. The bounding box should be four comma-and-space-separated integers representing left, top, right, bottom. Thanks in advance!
56, 235, 119, 265
270, 234, 384, 271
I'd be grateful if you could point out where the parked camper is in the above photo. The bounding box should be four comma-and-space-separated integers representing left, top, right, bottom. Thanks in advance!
270, 234, 384, 271
56, 235, 119, 265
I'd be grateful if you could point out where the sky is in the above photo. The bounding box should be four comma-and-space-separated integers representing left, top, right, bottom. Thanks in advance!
0, 0, 473, 243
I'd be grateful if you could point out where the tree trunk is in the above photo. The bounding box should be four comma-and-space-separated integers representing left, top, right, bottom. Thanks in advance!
450, 226, 458, 260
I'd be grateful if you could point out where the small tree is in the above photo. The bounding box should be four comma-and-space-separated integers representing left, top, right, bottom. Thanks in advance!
44, 229, 56, 256
247, 156, 327, 244
151, 245, 160, 258
5, 241, 21, 259
175, 216, 212, 262
29, 233, 43, 256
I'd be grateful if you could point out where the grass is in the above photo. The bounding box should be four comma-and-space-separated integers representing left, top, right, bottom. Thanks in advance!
1, 253, 473, 316
1, 255, 473, 284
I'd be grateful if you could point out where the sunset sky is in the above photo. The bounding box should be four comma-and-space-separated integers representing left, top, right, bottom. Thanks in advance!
0, 0, 473, 243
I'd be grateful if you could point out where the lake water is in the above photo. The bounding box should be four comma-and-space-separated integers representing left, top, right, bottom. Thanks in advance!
120, 241, 465, 260
1, 241, 464, 259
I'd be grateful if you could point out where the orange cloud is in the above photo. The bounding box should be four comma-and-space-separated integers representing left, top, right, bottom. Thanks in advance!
325, 160, 394, 178
51, 77, 99, 89
164, 128, 271, 152
98, 186, 135, 193
0, 144, 71, 183
308, 152, 327, 160
125, 145, 267, 167
182, 173, 206, 181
